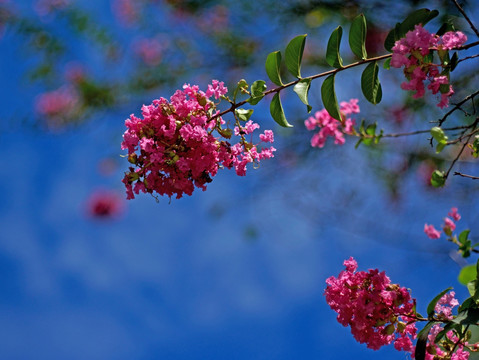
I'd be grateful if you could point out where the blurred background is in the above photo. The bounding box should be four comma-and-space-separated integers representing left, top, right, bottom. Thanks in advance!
1, 0, 479, 358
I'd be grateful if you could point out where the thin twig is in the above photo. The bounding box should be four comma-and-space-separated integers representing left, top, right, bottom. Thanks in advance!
451, 0, 479, 38
457, 53, 479, 65
438, 90, 479, 126
444, 119, 479, 178
454, 171, 479, 179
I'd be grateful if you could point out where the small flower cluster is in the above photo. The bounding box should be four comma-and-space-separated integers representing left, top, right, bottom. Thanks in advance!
133, 37, 164, 66
86, 190, 124, 219
305, 99, 359, 148
391, 25, 467, 108
423, 292, 469, 360
424, 207, 461, 239
35, 85, 80, 129
324, 257, 417, 352
121, 81, 275, 200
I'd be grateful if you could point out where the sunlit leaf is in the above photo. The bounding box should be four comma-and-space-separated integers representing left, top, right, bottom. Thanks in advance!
293, 78, 312, 113
265, 51, 283, 86
285, 34, 307, 79
247, 80, 266, 105
235, 108, 254, 122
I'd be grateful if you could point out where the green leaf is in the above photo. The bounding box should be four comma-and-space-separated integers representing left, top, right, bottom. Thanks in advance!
293, 78, 312, 113
431, 127, 448, 153
459, 265, 477, 286
349, 14, 367, 60
326, 26, 343, 68
265, 51, 283, 86
361, 61, 382, 104
383, 58, 391, 69
384, 9, 439, 51
233, 79, 248, 102
427, 287, 452, 318
270, 93, 292, 128
452, 307, 479, 325
415, 321, 437, 360
285, 34, 307, 79
247, 80, 266, 105
431, 170, 446, 187
450, 52, 459, 72
459, 230, 471, 245
321, 74, 341, 120
467, 280, 478, 298
235, 108, 254, 122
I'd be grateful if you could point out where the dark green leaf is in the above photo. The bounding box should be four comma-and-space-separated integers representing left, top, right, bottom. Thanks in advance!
321, 74, 341, 120
459, 230, 471, 245
265, 51, 283, 86
431, 170, 446, 187
270, 93, 292, 128
384, 9, 439, 51
293, 78, 312, 113
349, 14, 367, 60
383, 58, 391, 69
437, 21, 456, 36
285, 34, 307, 79
415, 321, 437, 360
427, 287, 452, 318
361, 61, 382, 104
450, 52, 458, 72
326, 26, 343, 68
459, 265, 477, 286
235, 108, 254, 122
453, 307, 479, 325
247, 80, 266, 105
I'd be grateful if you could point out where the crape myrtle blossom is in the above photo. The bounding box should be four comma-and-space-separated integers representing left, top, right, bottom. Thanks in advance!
305, 99, 359, 148
424, 207, 461, 239
423, 292, 469, 360
391, 25, 467, 108
324, 257, 417, 353
121, 80, 275, 200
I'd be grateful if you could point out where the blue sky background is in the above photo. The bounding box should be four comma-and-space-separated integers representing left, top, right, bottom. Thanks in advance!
1, 1, 479, 359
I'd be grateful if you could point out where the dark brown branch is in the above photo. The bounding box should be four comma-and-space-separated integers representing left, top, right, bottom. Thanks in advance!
438, 90, 479, 126
451, 0, 479, 38
454, 171, 479, 179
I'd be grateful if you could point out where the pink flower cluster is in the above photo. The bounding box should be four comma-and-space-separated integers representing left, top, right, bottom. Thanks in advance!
305, 99, 359, 148
133, 37, 164, 66
423, 292, 469, 360
424, 207, 461, 239
86, 190, 124, 219
391, 25, 467, 108
35, 86, 80, 117
121, 81, 275, 200
324, 257, 417, 352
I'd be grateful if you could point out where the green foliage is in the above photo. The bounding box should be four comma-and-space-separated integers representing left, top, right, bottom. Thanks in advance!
270, 93, 292, 128
233, 79, 248, 102
355, 120, 383, 148
427, 287, 452, 318
349, 14, 367, 60
361, 61, 382, 104
265, 51, 283, 86
415, 320, 438, 360
383, 58, 391, 70
285, 34, 307, 79
458, 229, 472, 258
247, 80, 267, 105
235, 108, 254, 122
431, 170, 446, 187
459, 264, 477, 286
326, 26, 343, 68
321, 74, 341, 120
430, 127, 448, 153
293, 79, 312, 113
384, 8, 439, 52
471, 135, 479, 158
